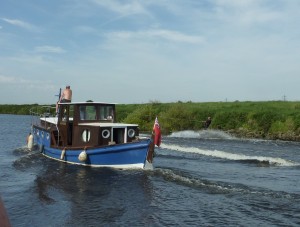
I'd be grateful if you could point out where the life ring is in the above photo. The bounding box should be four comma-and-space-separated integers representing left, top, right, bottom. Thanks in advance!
102, 129, 110, 139
128, 129, 135, 138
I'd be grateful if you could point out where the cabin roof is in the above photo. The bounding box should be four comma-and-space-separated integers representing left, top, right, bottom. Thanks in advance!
40, 117, 138, 127
78, 122, 138, 127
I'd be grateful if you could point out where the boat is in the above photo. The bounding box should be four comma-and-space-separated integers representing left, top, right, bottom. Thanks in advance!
29, 95, 156, 170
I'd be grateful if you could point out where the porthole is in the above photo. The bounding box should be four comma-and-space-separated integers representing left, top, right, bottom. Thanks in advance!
128, 129, 135, 138
102, 129, 110, 139
82, 129, 91, 142
46, 133, 50, 140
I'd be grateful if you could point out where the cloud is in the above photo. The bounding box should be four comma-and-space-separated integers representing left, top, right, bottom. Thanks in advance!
0, 74, 56, 90
213, 0, 283, 26
87, 0, 151, 28
91, 0, 148, 15
0, 74, 58, 104
0, 75, 16, 83
74, 26, 98, 34
34, 46, 66, 54
145, 29, 205, 43
106, 29, 204, 44
1, 18, 38, 31
0, 75, 38, 85
1, 0, 300, 104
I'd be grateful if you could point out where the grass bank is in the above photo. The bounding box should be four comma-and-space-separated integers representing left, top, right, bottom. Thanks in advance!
2, 101, 300, 141
118, 101, 300, 141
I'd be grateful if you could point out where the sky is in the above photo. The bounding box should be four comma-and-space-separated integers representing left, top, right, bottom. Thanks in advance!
0, 0, 300, 104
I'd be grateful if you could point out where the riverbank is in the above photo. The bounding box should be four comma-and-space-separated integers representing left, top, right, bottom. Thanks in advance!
1, 101, 300, 142
120, 101, 300, 142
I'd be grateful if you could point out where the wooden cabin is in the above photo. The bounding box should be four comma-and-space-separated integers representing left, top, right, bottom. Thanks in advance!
40, 102, 139, 149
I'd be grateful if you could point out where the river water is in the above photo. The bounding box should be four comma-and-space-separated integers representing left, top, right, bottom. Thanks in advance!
0, 114, 300, 226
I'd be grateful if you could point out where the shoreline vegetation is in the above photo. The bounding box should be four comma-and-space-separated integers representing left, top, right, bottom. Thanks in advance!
1, 101, 300, 141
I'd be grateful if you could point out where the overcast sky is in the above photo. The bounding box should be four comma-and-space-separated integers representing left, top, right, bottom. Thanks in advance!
0, 0, 299, 104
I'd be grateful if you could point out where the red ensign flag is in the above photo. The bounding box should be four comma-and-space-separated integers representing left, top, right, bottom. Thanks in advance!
153, 117, 162, 147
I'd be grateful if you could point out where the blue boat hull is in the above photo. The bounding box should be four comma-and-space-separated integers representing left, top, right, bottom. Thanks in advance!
33, 128, 154, 169
42, 140, 151, 169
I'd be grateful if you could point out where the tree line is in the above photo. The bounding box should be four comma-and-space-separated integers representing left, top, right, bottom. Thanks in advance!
2, 101, 300, 141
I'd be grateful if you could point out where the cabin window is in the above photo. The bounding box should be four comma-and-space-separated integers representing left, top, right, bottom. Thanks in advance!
80, 106, 86, 120
80, 106, 97, 120
69, 105, 74, 118
100, 106, 114, 120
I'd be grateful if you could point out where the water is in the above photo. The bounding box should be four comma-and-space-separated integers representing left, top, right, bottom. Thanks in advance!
1, 114, 300, 226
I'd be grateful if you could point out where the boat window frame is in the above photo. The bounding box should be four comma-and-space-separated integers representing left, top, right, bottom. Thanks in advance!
77, 103, 115, 123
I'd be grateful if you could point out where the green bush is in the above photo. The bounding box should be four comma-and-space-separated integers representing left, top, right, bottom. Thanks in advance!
212, 111, 247, 130
159, 104, 193, 132
269, 118, 295, 134
250, 111, 283, 133
122, 104, 160, 131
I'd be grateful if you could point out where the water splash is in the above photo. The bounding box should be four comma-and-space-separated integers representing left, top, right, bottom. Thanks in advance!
160, 144, 299, 167
168, 130, 235, 140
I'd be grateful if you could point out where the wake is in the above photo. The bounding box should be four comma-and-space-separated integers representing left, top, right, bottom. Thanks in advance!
160, 143, 299, 167
153, 168, 300, 200
168, 130, 235, 140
